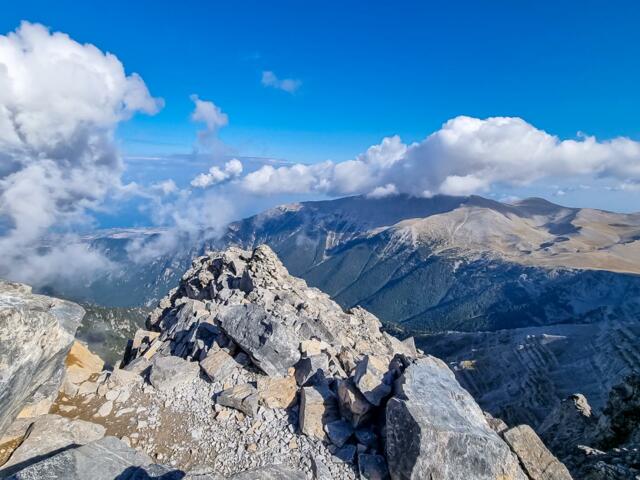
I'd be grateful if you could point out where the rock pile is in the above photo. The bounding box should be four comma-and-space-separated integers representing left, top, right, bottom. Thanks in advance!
0, 246, 574, 479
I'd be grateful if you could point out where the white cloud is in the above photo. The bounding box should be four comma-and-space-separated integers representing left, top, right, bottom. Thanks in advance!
236, 116, 640, 198
191, 158, 243, 188
261, 70, 301, 93
0, 21, 161, 286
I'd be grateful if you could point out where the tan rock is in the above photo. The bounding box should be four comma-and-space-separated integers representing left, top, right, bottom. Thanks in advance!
16, 397, 53, 419
299, 384, 340, 441
337, 379, 373, 427
257, 375, 298, 409
64, 341, 104, 388
502, 424, 573, 480
353, 355, 392, 406
199, 349, 239, 382
300, 339, 329, 357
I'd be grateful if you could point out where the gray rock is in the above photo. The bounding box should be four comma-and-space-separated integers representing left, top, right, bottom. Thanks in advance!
311, 457, 332, 480
294, 354, 329, 386
358, 454, 390, 480
229, 465, 306, 479
502, 424, 573, 480
354, 427, 378, 448
217, 383, 260, 416
4, 436, 152, 479
324, 419, 354, 448
332, 444, 356, 463
385, 356, 527, 480
0, 282, 84, 433
149, 355, 200, 392
353, 356, 392, 407
217, 304, 301, 377
1, 414, 105, 475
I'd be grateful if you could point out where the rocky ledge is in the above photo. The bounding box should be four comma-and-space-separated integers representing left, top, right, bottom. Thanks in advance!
0, 246, 575, 479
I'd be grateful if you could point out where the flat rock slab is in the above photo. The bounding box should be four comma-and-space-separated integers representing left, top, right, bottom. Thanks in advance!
1, 414, 105, 475
217, 383, 259, 416
149, 355, 200, 392
200, 349, 240, 383
256, 376, 298, 409
385, 356, 527, 480
503, 425, 573, 480
229, 465, 306, 479
4, 436, 151, 480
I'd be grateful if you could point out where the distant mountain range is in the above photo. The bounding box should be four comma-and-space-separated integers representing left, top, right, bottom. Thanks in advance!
49, 194, 640, 426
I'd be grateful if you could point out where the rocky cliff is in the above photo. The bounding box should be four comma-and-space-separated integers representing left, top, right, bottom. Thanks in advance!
0, 246, 574, 479
0, 281, 84, 434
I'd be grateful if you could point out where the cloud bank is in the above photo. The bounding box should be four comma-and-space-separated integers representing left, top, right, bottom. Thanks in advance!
0, 21, 162, 285
236, 116, 640, 198
261, 70, 301, 93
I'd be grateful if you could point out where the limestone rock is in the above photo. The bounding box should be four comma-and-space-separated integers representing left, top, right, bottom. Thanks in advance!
64, 341, 104, 385
0, 282, 84, 434
503, 424, 573, 480
294, 354, 329, 386
217, 383, 259, 416
218, 304, 301, 377
353, 356, 393, 407
200, 349, 240, 383
299, 384, 340, 441
149, 355, 200, 392
385, 356, 527, 480
256, 376, 297, 409
1, 414, 105, 475
337, 378, 373, 427
4, 436, 151, 479
324, 419, 353, 448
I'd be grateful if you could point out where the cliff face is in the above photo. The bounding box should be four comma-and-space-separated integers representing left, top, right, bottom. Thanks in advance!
0, 281, 84, 433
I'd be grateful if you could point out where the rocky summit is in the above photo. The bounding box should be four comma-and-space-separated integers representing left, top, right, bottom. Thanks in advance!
3, 245, 634, 479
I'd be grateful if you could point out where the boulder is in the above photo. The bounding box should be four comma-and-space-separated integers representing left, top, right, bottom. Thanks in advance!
353, 355, 393, 407
217, 304, 301, 377
200, 349, 240, 383
149, 355, 200, 392
217, 383, 260, 416
503, 425, 573, 480
3, 436, 151, 479
385, 356, 527, 480
256, 376, 297, 409
0, 282, 84, 434
1, 414, 105, 475
299, 384, 340, 441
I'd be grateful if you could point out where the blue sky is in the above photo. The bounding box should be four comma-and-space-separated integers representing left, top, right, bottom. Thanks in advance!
1, 0, 640, 227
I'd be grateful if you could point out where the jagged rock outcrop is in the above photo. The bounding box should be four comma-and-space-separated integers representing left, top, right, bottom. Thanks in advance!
536, 374, 640, 479
0, 282, 84, 433
386, 356, 527, 479
0, 247, 574, 479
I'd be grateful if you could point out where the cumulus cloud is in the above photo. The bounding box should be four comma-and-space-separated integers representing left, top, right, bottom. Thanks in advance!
261, 70, 301, 93
191, 159, 243, 188
0, 21, 162, 285
236, 116, 640, 198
